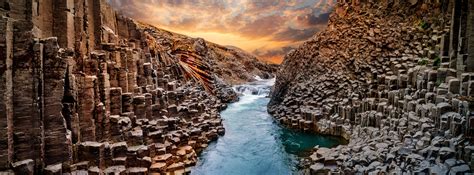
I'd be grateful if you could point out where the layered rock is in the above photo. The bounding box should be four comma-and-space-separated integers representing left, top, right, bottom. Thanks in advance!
269, 0, 474, 173
0, 0, 273, 174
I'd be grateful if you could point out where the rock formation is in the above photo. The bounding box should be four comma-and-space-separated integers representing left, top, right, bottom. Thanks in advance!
0, 0, 274, 174
269, 0, 474, 174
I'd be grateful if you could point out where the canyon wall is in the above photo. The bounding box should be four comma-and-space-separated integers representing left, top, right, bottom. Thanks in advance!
269, 0, 474, 174
0, 0, 273, 174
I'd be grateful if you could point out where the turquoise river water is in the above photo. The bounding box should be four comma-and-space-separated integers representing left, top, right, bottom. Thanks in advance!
191, 78, 342, 175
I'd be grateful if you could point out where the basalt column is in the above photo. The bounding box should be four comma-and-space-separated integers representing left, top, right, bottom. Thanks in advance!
0, 18, 14, 170
52, 0, 75, 49
449, 0, 461, 69
77, 75, 97, 142
12, 24, 44, 171
73, 0, 90, 72
467, 0, 474, 72
95, 52, 112, 141
42, 38, 72, 166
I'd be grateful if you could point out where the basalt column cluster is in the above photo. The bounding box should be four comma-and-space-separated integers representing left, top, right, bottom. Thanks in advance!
0, 0, 229, 174
269, 0, 474, 174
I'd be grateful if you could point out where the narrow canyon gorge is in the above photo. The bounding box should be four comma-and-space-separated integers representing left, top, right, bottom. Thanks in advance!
0, 0, 474, 175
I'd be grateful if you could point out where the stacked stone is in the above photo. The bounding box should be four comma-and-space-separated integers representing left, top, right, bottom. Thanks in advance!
0, 0, 280, 172
0, 0, 234, 174
303, 77, 473, 174
118, 49, 130, 93
266, 0, 474, 174
110, 88, 122, 116
80, 48, 227, 174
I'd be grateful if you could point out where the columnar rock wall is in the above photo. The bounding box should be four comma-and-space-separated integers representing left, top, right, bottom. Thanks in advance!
269, 0, 474, 174
0, 15, 13, 171
0, 0, 273, 174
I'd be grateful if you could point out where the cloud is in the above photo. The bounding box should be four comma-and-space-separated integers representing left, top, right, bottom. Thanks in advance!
296, 12, 331, 27
273, 27, 320, 42
239, 14, 285, 38
108, 0, 336, 63
254, 46, 295, 58
253, 46, 296, 64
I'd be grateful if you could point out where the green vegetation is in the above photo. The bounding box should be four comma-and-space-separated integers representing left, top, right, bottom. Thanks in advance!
436, 79, 443, 86
418, 20, 431, 30
418, 59, 429, 65
433, 56, 441, 68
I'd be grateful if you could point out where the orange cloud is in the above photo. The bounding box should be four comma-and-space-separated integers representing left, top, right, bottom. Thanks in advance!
108, 0, 336, 64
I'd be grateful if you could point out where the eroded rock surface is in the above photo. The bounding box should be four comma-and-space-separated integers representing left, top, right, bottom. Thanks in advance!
0, 0, 274, 174
269, 0, 474, 174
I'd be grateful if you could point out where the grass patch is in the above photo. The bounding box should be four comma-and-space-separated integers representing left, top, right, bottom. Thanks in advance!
418, 59, 429, 65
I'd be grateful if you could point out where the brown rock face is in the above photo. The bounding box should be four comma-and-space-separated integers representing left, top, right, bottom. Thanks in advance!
0, 0, 273, 174
269, 0, 453, 124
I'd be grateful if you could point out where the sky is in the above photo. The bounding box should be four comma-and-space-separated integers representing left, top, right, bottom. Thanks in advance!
108, 0, 335, 64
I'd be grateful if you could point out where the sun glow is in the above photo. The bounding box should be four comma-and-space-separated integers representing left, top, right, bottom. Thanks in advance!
109, 0, 335, 64
161, 27, 291, 64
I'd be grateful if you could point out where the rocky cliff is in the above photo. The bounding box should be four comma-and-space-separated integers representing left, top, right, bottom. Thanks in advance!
269, 0, 474, 174
0, 0, 273, 174
270, 0, 450, 114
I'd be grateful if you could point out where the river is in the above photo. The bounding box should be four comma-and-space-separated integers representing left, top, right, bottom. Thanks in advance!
191, 78, 342, 175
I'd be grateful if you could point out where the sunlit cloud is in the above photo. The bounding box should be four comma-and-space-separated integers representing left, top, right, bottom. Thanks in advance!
108, 0, 335, 64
